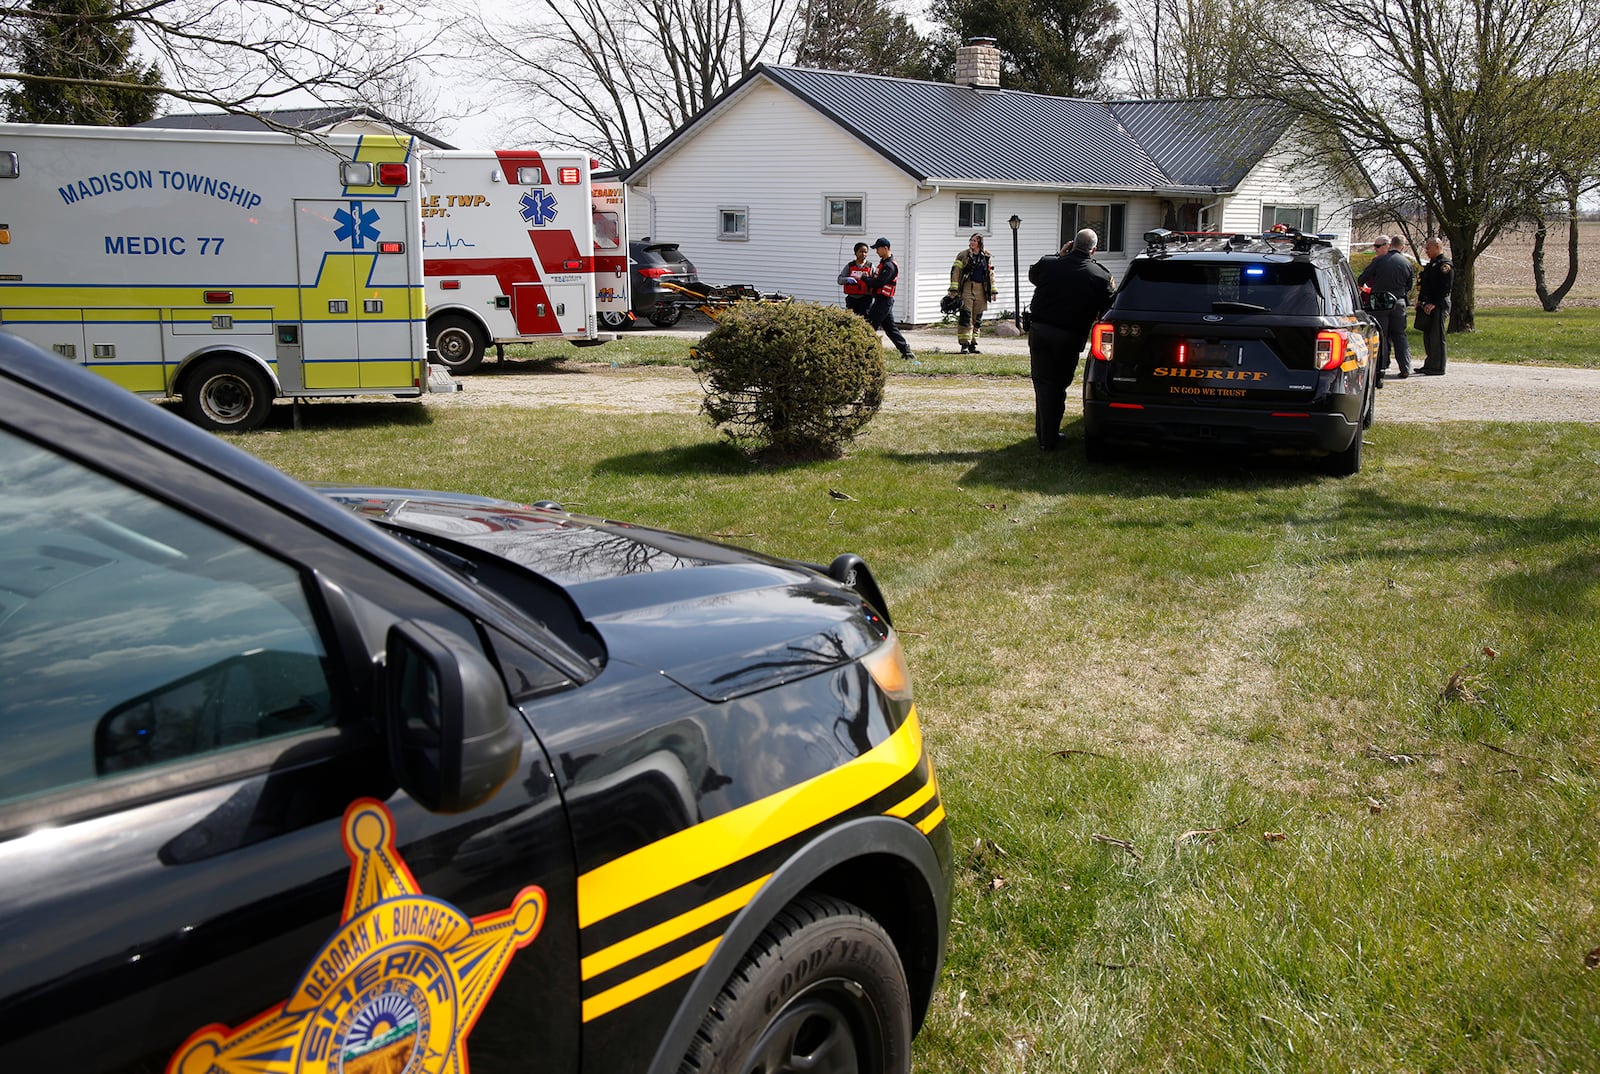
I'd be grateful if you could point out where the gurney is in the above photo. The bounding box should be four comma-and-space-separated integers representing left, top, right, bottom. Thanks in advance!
655, 278, 792, 321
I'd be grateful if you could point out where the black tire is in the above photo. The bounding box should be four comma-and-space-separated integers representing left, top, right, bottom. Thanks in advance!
648, 304, 683, 328
1361, 377, 1377, 429
598, 310, 631, 330
1325, 428, 1364, 476
180, 356, 273, 432
429, 313, 488, 374
679, 894, 912, 1074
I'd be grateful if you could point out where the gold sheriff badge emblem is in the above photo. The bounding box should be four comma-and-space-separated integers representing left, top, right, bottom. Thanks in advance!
168, 798, 547, 1074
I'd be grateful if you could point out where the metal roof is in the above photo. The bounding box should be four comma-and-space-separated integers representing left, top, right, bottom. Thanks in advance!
1107, 99, 1292, 188
135, 107, 456, 150
625, 65, 1294, 193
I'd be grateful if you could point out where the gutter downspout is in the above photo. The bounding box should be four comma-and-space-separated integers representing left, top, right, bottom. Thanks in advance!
904, 184, 941, 324
1198, 189, 1227, 231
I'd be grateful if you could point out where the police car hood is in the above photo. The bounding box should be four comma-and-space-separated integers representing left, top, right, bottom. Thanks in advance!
321, 488, 887, 701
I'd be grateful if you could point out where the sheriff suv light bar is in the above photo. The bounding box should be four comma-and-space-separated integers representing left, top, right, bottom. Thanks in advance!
1142, 227, 1338, 255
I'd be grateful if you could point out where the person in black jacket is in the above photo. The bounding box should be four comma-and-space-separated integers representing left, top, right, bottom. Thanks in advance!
1027, 229, 1115, 450
1416, 236, 1452, 375
866, 237, 915, 360
1357, 234, 1416, 383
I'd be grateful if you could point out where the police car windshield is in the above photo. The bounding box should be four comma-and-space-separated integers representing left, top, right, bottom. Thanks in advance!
1119, 260, 1323, 316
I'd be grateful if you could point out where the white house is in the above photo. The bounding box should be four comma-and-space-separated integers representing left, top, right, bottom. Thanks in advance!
620, 41, 1368, 324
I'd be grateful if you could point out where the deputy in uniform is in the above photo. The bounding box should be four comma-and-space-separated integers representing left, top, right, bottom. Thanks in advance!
1358, 234, 1416, 383
948, 233, 997, 353
1027, 228, 1115, 450
836, 242, 874, 317
866, 237, 915, 360
1416, 236, 1452, 375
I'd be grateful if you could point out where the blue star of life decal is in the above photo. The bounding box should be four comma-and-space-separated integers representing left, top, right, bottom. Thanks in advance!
333, 201, 382, 249
519, 189, 559, 227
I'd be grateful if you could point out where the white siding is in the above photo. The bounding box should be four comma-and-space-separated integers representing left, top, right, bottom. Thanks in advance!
1221, 124, 1361, 253
628, 82, 920, 307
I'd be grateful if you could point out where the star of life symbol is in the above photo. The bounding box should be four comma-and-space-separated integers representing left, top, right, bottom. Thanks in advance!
519, 189, 559, 227
166, 799, 547, 1074
334, 201, 383, 249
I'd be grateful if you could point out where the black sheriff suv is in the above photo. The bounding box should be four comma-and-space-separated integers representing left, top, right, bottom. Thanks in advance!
0, 330, 950, 1074
1082, 228, 1386, 476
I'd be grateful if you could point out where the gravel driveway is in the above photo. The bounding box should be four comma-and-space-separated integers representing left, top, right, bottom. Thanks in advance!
433, 355, 1600, 423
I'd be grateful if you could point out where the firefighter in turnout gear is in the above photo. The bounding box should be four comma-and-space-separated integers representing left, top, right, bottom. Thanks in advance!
948, 233, 997, 353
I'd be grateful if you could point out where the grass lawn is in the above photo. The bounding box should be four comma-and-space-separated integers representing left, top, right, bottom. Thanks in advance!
506, 304, 1600, 375
246, 403, 1600, 1073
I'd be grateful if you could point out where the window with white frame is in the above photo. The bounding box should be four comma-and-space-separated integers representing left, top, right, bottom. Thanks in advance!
957, 198, 989, 231
1262, 204, 1318, 233
824, 196, 864, 232
719, 206, 748, 241
1059, 202, 1126, 253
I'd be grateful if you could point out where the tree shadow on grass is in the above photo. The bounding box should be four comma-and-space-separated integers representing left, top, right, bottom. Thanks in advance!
595, 439, 753, 477
883, 419, 1324, 498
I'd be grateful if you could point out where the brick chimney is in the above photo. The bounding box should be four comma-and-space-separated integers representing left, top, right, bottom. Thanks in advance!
954, 37, 1001, 89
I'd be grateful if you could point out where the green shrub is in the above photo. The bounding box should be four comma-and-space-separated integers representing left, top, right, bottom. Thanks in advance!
692, 300, 886, 460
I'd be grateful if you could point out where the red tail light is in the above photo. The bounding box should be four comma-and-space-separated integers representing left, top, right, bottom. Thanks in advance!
1315, 330, 1348, 370
377, 162, 410, 186
1176, 341, 1188, 365
1090, 322, 1115, 361
638, 266, 672, 279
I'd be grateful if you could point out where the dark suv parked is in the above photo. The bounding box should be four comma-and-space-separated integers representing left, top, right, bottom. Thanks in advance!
1082, 229, 1384, 475
600, 240, 700, 329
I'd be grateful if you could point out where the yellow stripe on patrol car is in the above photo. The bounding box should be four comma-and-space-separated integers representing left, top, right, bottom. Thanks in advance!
887, 774, 937, 820
577, 709, 928, 930
918, 802, 947, 834
583, 938, 723, 1022
581, 875, 769, 980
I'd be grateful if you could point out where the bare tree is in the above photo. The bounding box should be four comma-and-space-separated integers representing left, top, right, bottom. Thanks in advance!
1118, 0, 1277, 98
459, 0, 801, 169
1249, 0, 1600, 331
0, 0, 445, 128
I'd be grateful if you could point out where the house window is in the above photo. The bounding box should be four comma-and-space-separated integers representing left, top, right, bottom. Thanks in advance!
825, 196, 864, 232
1059, 203, 1126, 253
958, 198, 989, 231
719, 206, 748, 241
1262, 204, 1318, 233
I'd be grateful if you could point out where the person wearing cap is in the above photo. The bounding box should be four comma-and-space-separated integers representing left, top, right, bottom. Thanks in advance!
1359, 234, 1417, 383
1415, 236, 1452, 375
866, 237, 915, 360
1026, 228, 1115, 450
836, 242, 874, 317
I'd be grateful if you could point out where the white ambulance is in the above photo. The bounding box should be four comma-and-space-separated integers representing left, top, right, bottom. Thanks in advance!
0, 122, 443, 432
420, 150, 626, 373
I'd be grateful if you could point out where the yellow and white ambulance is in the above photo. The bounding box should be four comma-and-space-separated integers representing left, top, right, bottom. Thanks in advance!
0, 122, 447, 431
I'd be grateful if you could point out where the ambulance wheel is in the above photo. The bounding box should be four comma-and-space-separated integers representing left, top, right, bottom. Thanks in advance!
648, 305, 682, 328
598, 310, 632, 330
430, 314, 487, 374
678, 894, 911, 1074
182, 357, 273, 433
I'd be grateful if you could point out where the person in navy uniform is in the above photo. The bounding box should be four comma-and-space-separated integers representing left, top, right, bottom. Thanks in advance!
867, 237, 915, 360
1416, 236, 1452, 375
1027, 228, 1115, 450
1358, 234, 1417, 383
948, 233, 997, 353
837, 242, 874, 317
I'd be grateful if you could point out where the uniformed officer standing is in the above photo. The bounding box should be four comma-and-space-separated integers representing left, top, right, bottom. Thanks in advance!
836, 242, 874, 317
866, 237, 915, 360
1358, 234, 1416, 383
1027, 228, 1115, 450
1416, 236, 1452, 375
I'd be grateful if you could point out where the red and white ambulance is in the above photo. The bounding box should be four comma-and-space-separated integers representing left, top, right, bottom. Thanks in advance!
421, 151, 627, 373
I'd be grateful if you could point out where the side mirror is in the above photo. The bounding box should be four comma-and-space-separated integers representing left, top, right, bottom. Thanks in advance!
1370, 290, 1398, 312
384, 619, 522, 813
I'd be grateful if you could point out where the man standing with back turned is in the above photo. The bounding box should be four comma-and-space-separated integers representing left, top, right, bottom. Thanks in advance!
1027, 228, 1115, 450
1360, 234, 1416, 384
